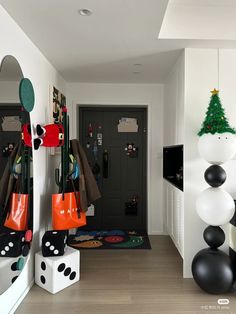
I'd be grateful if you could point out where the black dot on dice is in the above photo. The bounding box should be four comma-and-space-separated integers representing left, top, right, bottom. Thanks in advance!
40, 275, 46, 284
41, 262, 46, 271
57, 263, 66, 272
64, 267, 71, 276
11, 262, 17, 271
11, 276, 18, 283
69, 271, 76, 280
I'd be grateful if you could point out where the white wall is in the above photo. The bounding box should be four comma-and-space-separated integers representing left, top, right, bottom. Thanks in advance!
184, 48, 236, 277
67, 83, 164, 235
164, 52, 184, 147
0, 5, 66, 313
0, 81, 19, 103
163, 52, 184, 257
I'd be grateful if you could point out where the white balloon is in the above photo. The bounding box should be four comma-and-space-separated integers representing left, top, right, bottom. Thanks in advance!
196, 187, 235, 226
198, 133, 236, 165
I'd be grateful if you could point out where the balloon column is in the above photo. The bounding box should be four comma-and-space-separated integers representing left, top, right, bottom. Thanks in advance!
192, 89, 236, 294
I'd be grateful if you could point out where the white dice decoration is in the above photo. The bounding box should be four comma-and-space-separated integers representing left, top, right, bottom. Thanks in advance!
35, 246, 80, 294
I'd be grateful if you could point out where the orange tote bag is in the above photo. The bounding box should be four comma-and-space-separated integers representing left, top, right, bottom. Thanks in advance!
4, 193, 29, 231
52, 192, 86, 230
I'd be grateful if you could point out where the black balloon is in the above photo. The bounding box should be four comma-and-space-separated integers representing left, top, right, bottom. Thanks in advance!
203, 226, 225, 248
192, 248, 234, 294
204, 165, 226, 187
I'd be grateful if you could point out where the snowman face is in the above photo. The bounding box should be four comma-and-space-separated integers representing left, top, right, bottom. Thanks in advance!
198, 132, 236, 165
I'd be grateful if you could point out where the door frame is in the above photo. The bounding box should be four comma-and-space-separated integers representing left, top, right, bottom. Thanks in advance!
76, 104, 150, 233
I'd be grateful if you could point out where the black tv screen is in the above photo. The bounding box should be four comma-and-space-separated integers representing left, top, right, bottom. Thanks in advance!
163, 145, 183, 191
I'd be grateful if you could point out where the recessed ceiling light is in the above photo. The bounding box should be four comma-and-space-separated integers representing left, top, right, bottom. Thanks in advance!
133, 63, 142, 67
133, 71, 141, 74
78, 9, 92, 16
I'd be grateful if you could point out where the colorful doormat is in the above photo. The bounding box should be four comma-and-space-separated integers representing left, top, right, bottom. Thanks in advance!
68, 230, 151, 250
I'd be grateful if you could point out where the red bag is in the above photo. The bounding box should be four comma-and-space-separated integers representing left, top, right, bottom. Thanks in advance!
52, 192, 86, 230
4, 193, 29, 231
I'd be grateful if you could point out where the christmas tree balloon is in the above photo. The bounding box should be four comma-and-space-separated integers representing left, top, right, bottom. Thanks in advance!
198, 89, 236, 164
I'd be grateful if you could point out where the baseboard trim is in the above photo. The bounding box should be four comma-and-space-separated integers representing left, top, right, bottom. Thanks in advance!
10, 279, 34, 314
169, 235, 183, 259
148, 231, 168, 235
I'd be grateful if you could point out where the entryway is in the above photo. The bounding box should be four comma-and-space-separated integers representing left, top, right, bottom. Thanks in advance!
79, 107, 147, 231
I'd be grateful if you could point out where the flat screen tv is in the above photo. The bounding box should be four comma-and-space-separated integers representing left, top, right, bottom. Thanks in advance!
163, 145, 183, 191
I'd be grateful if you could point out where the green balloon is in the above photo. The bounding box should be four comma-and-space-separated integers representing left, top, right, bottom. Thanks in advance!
19, 78, 35, 112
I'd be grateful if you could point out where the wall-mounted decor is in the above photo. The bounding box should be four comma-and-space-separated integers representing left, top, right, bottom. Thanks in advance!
50, 85, 66, 125
192, 89, 236, 294
32, 123, 64, 150
49, 86, 66, 155
19, 78, 35, 113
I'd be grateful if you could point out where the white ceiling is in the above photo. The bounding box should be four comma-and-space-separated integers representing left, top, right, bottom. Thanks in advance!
0, 0, 175, 83
159, 0, 236, 40
1, 0, 236, 83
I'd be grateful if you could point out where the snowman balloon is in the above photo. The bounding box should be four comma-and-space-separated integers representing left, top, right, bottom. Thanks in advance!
192, 89, 236, 294
198, 88, 236, 164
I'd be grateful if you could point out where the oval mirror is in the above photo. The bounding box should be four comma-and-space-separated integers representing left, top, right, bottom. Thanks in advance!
0, 56, 33, 294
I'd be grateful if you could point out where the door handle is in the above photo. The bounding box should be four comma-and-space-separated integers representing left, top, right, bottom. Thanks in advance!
103, 149, 108, 178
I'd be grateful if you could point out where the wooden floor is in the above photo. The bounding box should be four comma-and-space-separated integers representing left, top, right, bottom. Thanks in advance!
16, 236, 236, 314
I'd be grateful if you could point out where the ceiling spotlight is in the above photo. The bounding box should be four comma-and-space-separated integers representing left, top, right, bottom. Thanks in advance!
78, 9, 92, 16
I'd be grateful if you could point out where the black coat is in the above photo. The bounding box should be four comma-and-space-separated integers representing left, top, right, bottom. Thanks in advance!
0, 142, 22, 225
70, 139, 101, 212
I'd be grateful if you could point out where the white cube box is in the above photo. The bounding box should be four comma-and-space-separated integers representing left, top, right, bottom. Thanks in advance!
35, 246, 80, 294
0, 256, 24, 294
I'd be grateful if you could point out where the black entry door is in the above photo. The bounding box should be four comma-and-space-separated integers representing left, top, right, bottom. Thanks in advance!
0, 105, 21, 177
79, 107, 147, 231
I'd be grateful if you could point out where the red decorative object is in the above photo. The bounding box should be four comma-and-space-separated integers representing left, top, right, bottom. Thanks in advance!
25, 229, 33, 242
34, 124, 64, 150
88, 123, 93, 138
22, 124, 32, 147
104, 236, 124, 243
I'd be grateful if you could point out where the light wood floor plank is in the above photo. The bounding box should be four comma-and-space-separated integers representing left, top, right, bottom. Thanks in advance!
15, 236, 236, 314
